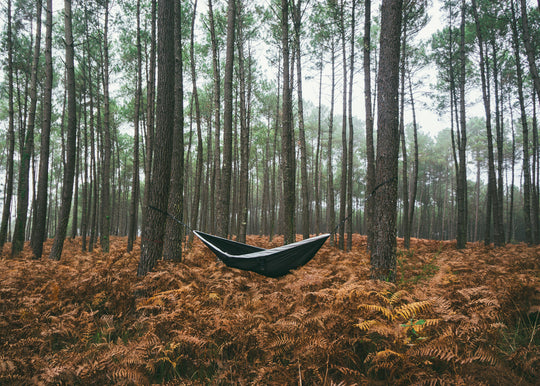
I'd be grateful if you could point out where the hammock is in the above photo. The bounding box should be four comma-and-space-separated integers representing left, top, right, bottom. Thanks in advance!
193, 231, 330, 277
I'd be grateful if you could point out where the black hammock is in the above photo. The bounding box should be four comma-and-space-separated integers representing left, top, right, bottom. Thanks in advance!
193, 230, 330, 278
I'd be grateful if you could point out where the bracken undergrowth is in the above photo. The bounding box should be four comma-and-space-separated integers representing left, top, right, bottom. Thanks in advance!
0, 235, 538, 385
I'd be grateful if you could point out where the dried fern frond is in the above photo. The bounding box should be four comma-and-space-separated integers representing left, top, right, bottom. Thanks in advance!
472, 296, 500, 308
365, 349, 404, 376
395, 300, 432, 320
269, 334, 297, 350
369, 289, 393, 305
354, 319, 377, 331
464, 346, 499, 366
171, 331, 207, 349
389, 290, 410, 305
410, 342, 458, 362
331, 364, 365, 378
112, 368, 147, 384
358, 304, 394, 321
457, 286, 490, 301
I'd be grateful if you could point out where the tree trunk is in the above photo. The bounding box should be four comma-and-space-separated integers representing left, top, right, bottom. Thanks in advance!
371, 0, 403, 282
281, 0, 295, 245
399, 26, 409, 248
510, 0, 533, 244
162, 0, 184, 261
81, 80, 89, 251
327, 39, 337, 245
338, 0, 348, 250
88, 63, 98, 252
347, 0, 357, 251
137, 0, 175, 276
407, 72, 419, 240
314, 57, 323, 236
142, 0, 157, 230
456, 0, 467, 249
217, 0, 236, 238
128, 0, 143, 253
208, 0, 221, 236
11, 0, 42, 256
30, 0, 52, 258
71, 128, 80, 238
508, 98, 516, 242
364, 0, 375, 253
49, 0, 77, 261
270, 57, 280, 242
532, 89, 540, 241
237, 0, 250, 244
100, 0, 112, 253
492, 39, 505, 244
471, 0, 505, 246
0, 0, 15, 252
293, 0, 309, 240
189, 0, 204, 244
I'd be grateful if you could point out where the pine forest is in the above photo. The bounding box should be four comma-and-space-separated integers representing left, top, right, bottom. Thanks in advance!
0, 0, 539, 384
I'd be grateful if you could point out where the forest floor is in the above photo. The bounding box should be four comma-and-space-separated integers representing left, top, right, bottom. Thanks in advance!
0, 234, 539, 385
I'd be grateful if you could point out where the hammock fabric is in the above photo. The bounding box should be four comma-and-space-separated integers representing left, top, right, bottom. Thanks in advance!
193, 231, 330, 277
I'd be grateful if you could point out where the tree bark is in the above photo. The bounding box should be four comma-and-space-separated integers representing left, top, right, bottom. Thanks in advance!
12, 0, 42, 256
142, 0, 157, 231
208, 0, 221, 236
456, 0, 467, 249
338, 0, 348, 250
347, 0, 357, 251
471, 0, 505, 246
137, 0, 175, 275
162, 0, 184, 261
327, 39, 337, 245
128, 0, 143, 253
532, 89, 540, 241
31, 0, 52, 258
293, 0, 310, 240
71, 127, 80, 238
0, 0, 15, 252
508, 97, 516, 242
281, 0, 296, 245
189, 0, 204, 244
364, 0, 376, 253
492, 39, 505, 244
314, 57, 323, 236
100, 0, 112, 253
49, 0, 77, 261
510, 0, 533, 244
217, 0, 236, 238
371, 0, 403, 282
81, 71, 89, 251
407, 72, 419, 241
237, 0, 250, 244
399, 25, 409, 248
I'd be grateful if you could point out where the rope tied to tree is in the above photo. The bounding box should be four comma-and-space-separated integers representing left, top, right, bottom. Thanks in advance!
332, 214, 352, 235
366, 176, 398, 201
148, 205, 193, 233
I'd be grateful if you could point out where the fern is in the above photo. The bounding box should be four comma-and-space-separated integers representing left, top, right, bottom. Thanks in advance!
389, 290, 410, 305
358, 304, 395, 321
354, 319, 377, 331
395, 300, 433, 320
410, 342, 459, 362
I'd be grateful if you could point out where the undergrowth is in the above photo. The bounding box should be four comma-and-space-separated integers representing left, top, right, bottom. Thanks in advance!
0, 235, 538, 384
